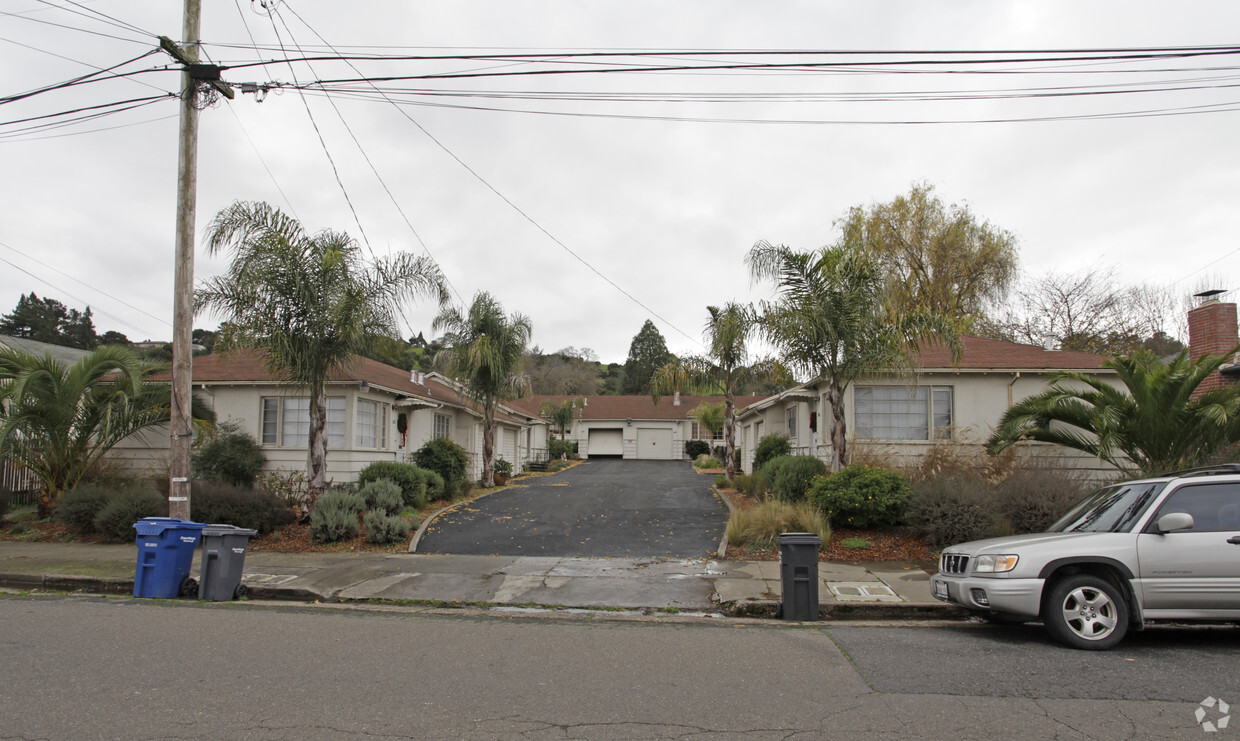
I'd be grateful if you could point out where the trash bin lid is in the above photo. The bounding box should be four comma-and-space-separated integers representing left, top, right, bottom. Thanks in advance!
203, 523, 258, 537
133, 517, 206, 536
778, 532, 823, 546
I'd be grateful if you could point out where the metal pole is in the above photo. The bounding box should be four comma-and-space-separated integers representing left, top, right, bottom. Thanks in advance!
169, 0, 201, 520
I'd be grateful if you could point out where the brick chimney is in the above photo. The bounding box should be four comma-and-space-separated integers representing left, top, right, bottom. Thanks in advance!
1187, 294, 1238, 397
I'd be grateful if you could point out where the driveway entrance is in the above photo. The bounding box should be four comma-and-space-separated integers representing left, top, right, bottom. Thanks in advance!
415, 459, 727, 558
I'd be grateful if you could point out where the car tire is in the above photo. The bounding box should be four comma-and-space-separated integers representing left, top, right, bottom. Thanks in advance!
1042, 574, 1129, 650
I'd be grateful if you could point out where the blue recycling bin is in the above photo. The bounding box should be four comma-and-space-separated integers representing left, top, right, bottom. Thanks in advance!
133, 517, 206, 599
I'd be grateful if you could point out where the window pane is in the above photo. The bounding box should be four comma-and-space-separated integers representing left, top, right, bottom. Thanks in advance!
326, 397, 346, 448
357, 399, 377, 448
261, 398, 278, 445
282, 397, 310, 448
380, 404, 388, 449
434, 414, 450, 440
933, 387, 953, 439
1155, 483, 1240, 532
786, 407, 797, 441
855, 386, 929, 440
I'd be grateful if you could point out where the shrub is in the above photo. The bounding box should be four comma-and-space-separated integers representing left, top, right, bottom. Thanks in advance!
359, 479, 404, 516
494, 458, 512, 479
547, 438, 577, 460
725, 500, 830, 550
315, 488, 365, 516
358, 461, 428, 508
909, 474, 997, 547
363, 510, 411, 545
732, 473, 767, 499
752, 434, 792, 472
310, 506, 360, 543
684, 440, 711, 459
190, 481, 294, 533
762, 455, 827, 502
807, 464, 912, 529
694, 454, 722, 469
191, 422, 267, 488
94, 489, 165, 543
714, 474, 729, 488
422, 470, 446, 501
411, 438, 469, 496
999, 465, 1090, 534
58, 484, 115, 534
256, 469, 309, 510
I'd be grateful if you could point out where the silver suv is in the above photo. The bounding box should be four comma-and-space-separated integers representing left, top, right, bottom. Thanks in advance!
931, 464, 1240, 649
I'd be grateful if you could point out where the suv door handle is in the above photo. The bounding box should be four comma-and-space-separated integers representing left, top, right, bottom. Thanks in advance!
1229, 536, 1240, 545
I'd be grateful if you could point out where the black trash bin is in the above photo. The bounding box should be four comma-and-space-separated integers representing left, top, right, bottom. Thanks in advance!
197, 524, 258, 601
779, 532, 821, 621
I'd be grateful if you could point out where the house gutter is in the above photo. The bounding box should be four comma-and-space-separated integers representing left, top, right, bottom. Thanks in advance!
1007, 371, 1021, 408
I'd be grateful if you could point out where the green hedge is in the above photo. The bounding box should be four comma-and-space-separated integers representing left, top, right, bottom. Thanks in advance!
807, 464, 911, 529
761, 455, 827, 502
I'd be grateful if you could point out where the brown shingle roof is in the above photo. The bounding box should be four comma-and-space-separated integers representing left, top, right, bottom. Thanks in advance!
917, 336, 1110, 371
509, 394, 770, 422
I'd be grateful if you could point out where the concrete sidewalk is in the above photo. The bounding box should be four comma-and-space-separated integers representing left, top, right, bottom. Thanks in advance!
0, 541, 962, 620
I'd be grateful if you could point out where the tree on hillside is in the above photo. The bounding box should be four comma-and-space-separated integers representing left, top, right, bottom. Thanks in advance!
837, 182, 1018, 329
987, 349, 1240, 477
196, 201, 447, 502
623, 320, 675, 394
433, 291, 532, 487
748, 241, 959, 471
650, 302, 787, 477
0, 346, 213, 517
524, 346, 603, 395
0, 293, 98, 349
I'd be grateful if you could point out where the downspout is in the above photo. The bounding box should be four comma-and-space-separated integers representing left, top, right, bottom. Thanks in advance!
1007, 371, 1022, 408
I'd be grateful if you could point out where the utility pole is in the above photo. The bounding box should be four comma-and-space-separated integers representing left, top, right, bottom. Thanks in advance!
160, 0, 232, 520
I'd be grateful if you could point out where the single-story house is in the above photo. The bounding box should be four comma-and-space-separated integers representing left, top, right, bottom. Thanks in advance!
733, 336, 1121, 477
112, 349, 549, 483
510, 392, 768, 461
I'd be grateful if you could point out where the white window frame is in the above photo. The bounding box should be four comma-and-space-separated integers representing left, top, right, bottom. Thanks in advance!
356, 398, 389, 449
786, 406, 798, 443
854, 385, 953, 441
260, 396, 346, 448
433, 413, 451, 440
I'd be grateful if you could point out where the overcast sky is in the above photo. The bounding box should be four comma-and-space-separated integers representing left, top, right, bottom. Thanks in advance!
2, 1, 1238, 363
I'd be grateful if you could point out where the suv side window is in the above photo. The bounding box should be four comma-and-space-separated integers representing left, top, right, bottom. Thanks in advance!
1149, 483, 1240, 533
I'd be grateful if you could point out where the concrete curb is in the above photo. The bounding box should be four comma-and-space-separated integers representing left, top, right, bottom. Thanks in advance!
408, 482, 516, 552
711, 485, 735, 559
720, 598, 969, 621
0, 572, 132, 595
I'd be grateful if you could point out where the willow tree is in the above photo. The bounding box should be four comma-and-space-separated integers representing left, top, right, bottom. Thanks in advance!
651, 302, 785, 478
196, 201, 447, 501
987, 349, 1240, 477
0, 346, 213, 517
747, 241, 958, 471
434, 292, 532, 487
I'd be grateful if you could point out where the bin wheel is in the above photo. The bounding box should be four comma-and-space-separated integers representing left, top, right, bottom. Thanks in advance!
179, 577, 198, 598
234, 584, 248, 600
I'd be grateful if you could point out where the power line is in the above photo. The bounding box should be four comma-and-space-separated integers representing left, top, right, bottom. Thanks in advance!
0, 253, 161, 338
0, 7, 149, 46
0, 49, 162, 105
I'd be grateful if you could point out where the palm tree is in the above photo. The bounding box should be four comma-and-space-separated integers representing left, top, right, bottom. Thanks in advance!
0, 346, 213, 517
196, 201, 447, 501
433, 292, 533, 487
987, 349, 1240, 477
747, 241, 958, 471
651, 302, 786, 478
538, 397, 583, 439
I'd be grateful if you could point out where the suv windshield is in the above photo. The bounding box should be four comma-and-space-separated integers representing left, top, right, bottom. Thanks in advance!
1049, 482, 1165, 533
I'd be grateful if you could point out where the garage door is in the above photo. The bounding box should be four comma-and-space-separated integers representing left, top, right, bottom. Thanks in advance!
636, 427, 674, 459
588, 428, 624, 457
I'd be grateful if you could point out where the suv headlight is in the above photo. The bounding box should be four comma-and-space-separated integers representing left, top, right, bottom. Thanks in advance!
973, 554, 1019, 573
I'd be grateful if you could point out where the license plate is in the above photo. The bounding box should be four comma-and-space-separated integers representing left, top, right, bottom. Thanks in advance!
933, 580, 949, 599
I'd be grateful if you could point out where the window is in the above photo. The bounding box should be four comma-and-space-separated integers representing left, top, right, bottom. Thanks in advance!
691, 422, 723, 441
854, 386, 953, 440
356, 399, 389, 449
786, 407, 797, 442
1152, 484, 1240, 533
434, 413, 451, 440
260, 396, 346, 447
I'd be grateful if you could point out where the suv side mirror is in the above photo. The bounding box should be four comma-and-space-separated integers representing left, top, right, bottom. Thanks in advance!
1156, 512, 1194, 533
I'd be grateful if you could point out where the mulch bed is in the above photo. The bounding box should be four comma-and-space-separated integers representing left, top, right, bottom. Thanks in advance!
718, 487, 940, 570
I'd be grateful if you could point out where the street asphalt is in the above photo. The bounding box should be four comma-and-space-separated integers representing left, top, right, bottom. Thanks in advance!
415, 459, 729, 558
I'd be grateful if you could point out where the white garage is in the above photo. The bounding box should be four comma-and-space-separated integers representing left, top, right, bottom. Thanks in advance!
587, 428, 624, 457
635, 427, 674, 460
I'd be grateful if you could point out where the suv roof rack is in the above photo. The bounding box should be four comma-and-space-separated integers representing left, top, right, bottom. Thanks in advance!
1158, 463, 1240, 478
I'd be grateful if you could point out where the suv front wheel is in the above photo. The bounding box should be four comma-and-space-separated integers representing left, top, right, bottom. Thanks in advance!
1042, 574, 1129, 650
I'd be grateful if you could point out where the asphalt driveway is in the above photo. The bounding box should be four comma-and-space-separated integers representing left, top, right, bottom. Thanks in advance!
415, 459, 728, 558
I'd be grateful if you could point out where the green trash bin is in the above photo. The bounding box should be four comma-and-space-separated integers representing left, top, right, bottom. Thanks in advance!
197, 524, 258, 601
